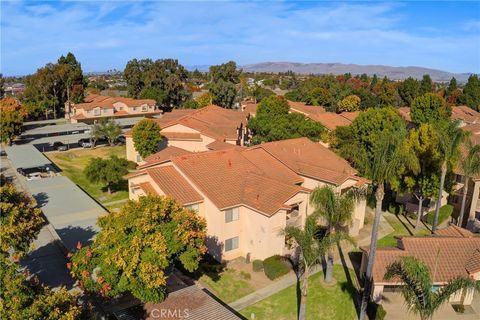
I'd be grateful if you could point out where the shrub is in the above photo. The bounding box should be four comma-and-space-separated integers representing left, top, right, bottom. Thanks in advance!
252, 259, 263, 272
239, 271, 251, 280
263, 255, 290, 280
367, 302, 386, 320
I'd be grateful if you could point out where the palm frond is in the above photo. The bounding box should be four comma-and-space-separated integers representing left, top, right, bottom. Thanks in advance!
431, 276, 479, 312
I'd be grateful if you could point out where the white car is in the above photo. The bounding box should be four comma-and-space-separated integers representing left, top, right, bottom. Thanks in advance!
26, 172, 42, 181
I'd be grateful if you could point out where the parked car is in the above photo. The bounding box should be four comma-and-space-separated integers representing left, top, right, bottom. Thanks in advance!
78, 138, 93, 148
115, 135, 126, 145
52, 141, 67, 151
26, 172, 42, 181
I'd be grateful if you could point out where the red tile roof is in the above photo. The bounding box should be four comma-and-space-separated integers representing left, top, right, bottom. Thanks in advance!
75, 94, 156, 111
147, 166, 203, 205
206, 140, 240, 151
253, 137, 362, 186
170, 148, 307, 215
162, 132, 202, 141
138, 147, 192, 169
138, 182, 158, 195
287, 100, 360, 130
156, 105, 248, 141
362, 225, 480, 284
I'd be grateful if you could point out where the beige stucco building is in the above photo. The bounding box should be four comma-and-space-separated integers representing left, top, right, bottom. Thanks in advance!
65, 94, 159, 123
127, 137, 368, 262
126, 105, 250, 163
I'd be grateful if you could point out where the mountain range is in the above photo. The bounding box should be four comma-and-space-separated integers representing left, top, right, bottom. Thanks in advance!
239, 62, 472, 82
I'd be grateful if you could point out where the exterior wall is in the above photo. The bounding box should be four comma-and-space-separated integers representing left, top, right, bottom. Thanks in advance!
469, 181, 480, 224
302, 176, 367, 236
167, 134, 215, 152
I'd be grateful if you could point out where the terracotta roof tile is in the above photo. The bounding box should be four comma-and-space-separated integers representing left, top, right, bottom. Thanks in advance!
363, 229, 480, 284
74, 95, 156, 111
434, 225, 474, 237
162, 132, 202, 141
147, 166, 203, 205
253, 137, 362, 186
139, 147, 192, 169
138, 182, 158, 195
206, 140, 240, 151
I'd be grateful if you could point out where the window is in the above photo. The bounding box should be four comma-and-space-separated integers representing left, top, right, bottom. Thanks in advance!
185, 204, 199, 212
141, 105, 148, 112
136, 154, 142, 162
225, 237, 239, 251
94, 108, 101, 116
225, 207, 239, 222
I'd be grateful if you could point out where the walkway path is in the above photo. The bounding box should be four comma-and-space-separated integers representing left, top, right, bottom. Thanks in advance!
101, 198, 129, 207
229, 210, 394, 311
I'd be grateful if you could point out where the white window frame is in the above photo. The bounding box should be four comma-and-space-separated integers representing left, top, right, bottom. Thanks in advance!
225, 236, 239, 252
185, 203, 199, 212
225, 207, 239, 223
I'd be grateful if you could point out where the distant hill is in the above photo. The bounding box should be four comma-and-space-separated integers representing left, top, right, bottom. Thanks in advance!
241, 62, 472, 82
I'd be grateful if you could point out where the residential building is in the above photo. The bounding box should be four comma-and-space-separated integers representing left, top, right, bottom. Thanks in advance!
451, 123, 480, 232
360, 225, 480, 306
398, 105, 480, 127
127, 137, 368, 262
65, 94, 159, 123
288, 100, 360, 131
126, 105, 250, 163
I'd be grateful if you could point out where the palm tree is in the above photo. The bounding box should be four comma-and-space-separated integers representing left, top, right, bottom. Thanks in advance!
384, 256, 479, 320
432, 120, 464, 232
359, 129, 416, 320
457, 139, 480, 227
282, 212, 324, 320
310, 185, 355, 283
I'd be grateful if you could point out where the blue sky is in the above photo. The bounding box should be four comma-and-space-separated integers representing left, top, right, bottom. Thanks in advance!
1, 1, 479, 76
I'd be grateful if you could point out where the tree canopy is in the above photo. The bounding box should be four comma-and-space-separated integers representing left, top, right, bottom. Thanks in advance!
337, 94, 361, 112
398, 77, 420, 106
248, 96, 324, 144
0, 183, 44, 257
69, 196, 207, 303
410, 93, 451, 125
208, 61, 241, 108
459, 74, 480, 111
0, 255, 85, 320
132, 119, 162, 159
84, 156, 129, 194
0, 97, 26, 145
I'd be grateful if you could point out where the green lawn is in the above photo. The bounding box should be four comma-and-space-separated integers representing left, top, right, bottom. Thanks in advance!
240, 265, 357, 320
46, 146, 129, 205
377, 213, 430, 247
425, 204, 454, 225
199, 268, 255, 303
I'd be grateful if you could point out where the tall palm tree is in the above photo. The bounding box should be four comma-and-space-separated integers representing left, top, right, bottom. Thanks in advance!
457, 139, 480, 227
282, 212, 324, 320
384, 256, 479, 320
432, 120, 464, 232
359, 129, 417, 320
310, 185, 355, 283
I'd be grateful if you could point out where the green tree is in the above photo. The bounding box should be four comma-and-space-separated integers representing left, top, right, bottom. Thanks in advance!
306, 87, 332, 107
459, 74, 480, 111
139, 87, 167, 105
209, 79, 237, 108
1, 183, 44, 257
144, 59, 189, 108
398, 77, 420, 106
410, 93, 451, 125
384, 256, 479, 320
336, 94, 361, 112
69, 196, 207, 303
0, 255, 85, 320
457, 139, 480, 227
419, 74, 434, 95
209, 61, 241, 83
0, 97, 25, 145
84, 156, 129, 194
431, 120, 464, 232
446, 77, 457, 97
58, 52, 84, 103
256, 95, 289, 116
132, 119, 162, 158
358, 129, 416, 320
400, 124, 441, 229
124, 58, 152, 98
281, 212, 324, 320
195, 92, 212, 108
0, 74, 5, 98
309, 186, 355, 283
250, 85, 275, 103
98, 118, 121, 146
334, 107, 406, 175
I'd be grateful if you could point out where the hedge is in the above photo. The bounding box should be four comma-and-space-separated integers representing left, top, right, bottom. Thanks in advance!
263, 255, 290, 280
425, 204, 453, 225
252, 259, 263, 272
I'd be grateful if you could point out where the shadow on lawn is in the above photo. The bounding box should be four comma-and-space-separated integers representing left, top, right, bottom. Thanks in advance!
339, 244, 361, 319
101, 179, 128, 194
